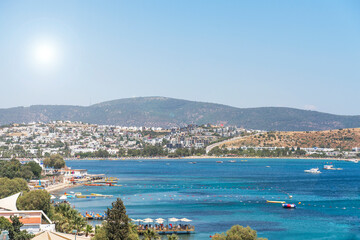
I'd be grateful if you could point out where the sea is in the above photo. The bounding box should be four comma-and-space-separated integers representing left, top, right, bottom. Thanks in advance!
59, 158, 360, 240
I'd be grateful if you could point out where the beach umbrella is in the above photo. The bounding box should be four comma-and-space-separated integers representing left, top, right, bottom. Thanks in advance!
143, 218, 153, 223
50, 195, 56, 200
155, 218, 165, 221
131, 219, 143, 224
180, 218, 192, 222
155, 219, 164, 224
168, 218, 179, 222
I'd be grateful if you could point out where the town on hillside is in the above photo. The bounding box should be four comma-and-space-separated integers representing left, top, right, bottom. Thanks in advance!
0, 121, 359, 160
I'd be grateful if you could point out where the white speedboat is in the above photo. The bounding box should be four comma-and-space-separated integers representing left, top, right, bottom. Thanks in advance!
323, 165, 343, 170
304, 168, 321, 174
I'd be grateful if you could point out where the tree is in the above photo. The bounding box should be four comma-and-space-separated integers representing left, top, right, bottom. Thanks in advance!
52, 203, 86, 234
167, 234, 179, 240
85, 224, 93, 237
8, 216, 33, 240
104, 198, 131, 240
128, 222, 139, 240
17, 190, 52, 216
43, 154, 65, 169
24, 161, 42, 179
212, 225, 268, 240
0, 178, 29, 199
92, 225, 109, 240
143, 229, 160, 240
0, 216, 13, 232
0, 159, 34, 180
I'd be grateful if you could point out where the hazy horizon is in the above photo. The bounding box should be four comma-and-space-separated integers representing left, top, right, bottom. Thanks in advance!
1, 1, 359, 115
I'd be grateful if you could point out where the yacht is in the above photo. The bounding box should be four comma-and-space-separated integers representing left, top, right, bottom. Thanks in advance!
304, 168, 321, 174
323, 165, 343, 170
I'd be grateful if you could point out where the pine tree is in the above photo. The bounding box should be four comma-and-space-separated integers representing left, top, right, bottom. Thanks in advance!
105, 198, 131, 240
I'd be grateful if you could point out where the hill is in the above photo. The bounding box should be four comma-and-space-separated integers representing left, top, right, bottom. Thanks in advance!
0, 96, 359, 131
221, 128, 360, 150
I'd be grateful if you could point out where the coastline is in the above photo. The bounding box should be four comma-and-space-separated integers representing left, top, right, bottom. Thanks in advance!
45, 182, 76, 193
64, 156, 358, 162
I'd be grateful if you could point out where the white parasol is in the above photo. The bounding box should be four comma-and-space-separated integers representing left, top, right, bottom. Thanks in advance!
143, 218, 153, 223
155, 219, 164, 224
168, 217, 179, 222
180, 218, 192, 222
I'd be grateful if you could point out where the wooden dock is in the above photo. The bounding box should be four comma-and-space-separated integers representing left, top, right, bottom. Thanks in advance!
138, 226, 195, 235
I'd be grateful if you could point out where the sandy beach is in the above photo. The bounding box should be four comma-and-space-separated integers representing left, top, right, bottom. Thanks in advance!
45, 182, 75, 193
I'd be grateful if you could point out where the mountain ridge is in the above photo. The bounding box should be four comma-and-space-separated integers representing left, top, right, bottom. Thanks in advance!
0, 96, 359, 131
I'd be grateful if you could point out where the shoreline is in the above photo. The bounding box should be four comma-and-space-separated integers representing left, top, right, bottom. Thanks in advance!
64, 156, 358, 162
45, 182, 76, 193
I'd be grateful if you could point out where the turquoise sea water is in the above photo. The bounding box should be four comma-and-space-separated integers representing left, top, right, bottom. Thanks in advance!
61, 159, 360, 240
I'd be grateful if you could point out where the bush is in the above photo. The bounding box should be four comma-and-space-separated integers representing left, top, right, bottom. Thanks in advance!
212, 225, 267, 240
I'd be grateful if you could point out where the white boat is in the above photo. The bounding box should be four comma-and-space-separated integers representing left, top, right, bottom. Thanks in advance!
229, 160, 236, 163
59, 195, 67, 200
304, 168, 321, 174
323, 165, 343, 170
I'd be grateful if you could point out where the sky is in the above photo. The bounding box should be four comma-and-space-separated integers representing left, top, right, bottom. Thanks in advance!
0, 0, 359, 115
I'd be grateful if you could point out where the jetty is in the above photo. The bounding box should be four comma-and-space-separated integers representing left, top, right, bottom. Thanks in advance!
132, 218, 195, 235
137, 226, 195, 234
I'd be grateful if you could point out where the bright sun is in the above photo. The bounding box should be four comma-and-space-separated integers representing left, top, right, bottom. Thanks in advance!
32, 41, 58, 67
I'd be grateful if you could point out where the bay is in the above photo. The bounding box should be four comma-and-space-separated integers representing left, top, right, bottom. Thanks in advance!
61, 158, 360, 240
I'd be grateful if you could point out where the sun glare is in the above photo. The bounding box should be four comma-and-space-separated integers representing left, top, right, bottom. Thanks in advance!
31, 40, 59, 68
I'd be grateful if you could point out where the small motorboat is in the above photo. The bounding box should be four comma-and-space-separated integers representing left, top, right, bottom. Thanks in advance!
282, 203, 296, 208
216, 161, 223, 163
59, 195, 67, 200
229, 160, 236, 163
323, 165, 343, 170
304, 168, 321, 174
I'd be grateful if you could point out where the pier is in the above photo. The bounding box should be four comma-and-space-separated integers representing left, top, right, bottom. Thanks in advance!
138, 226, 195, 235
133, 218, 195, 235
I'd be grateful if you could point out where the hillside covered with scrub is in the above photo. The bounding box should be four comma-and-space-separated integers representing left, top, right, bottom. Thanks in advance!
221, 128, 360, 150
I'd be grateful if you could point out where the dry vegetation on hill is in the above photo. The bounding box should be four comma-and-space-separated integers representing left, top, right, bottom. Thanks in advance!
222, 128, 360, 150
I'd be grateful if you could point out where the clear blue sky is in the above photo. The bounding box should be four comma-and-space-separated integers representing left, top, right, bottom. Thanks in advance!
0, 0, 359, 115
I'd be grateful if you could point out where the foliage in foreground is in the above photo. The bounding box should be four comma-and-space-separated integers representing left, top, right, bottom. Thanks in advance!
0, 216, 33, 240
52, 203, 86, 233
143, 228, 160, 240
167, 233, 179, 240
92, 198, 139, 240
17, 190, 53, 216
211, 225, 268, 240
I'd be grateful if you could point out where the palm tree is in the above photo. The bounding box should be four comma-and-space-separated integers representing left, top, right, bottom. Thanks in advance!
85, 224, 93, 237
167, 234, 179, 240
143, 229, 160, 240
129, 221, 139, 235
